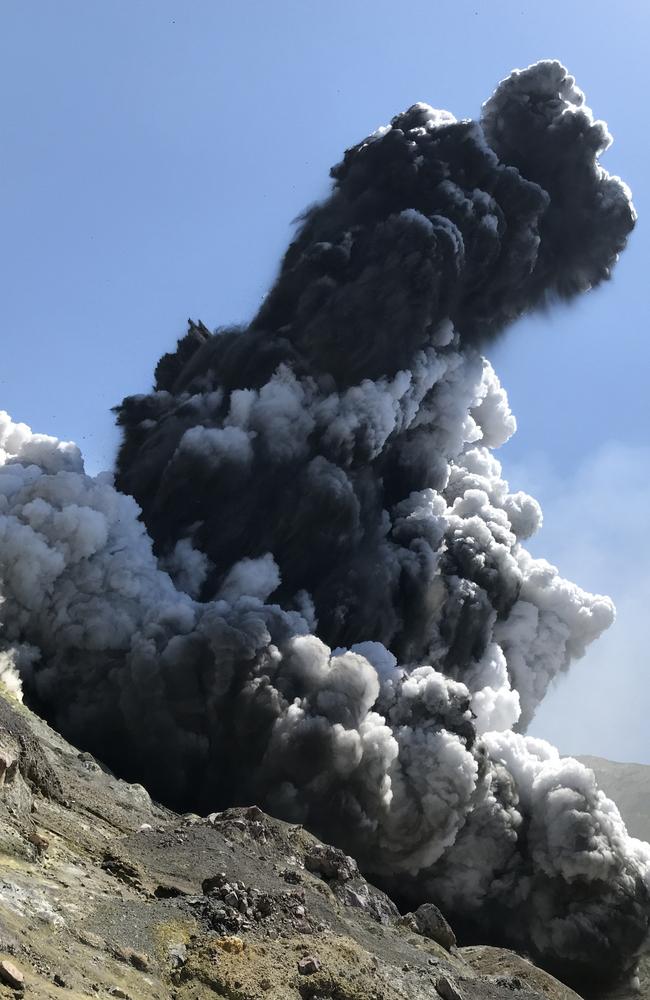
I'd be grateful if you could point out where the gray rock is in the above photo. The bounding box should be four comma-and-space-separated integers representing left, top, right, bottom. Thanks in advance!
0, 959, 24, 990
0, 748, 18, 787
304, 843, 358, 882
168, 942, 187, 969
436, 975, 463, 1000
343, 886, 367, 908
341, 880, 397, 921
298, 955, 321, 975
412, 902, 457, 951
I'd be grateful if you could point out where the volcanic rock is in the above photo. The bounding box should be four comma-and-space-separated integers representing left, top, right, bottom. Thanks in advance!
0, 685, 629, 1000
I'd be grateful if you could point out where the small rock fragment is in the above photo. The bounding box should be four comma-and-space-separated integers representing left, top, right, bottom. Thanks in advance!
154, 883, 186, 899
27, 829, 50, 854
122, 782, 151, 808
202, 872, 228, 894
168, 943, 187, 968
216, 936, 245, 954
137, 823, 152, 832
398, 912, 418, 932
304, 843, 357, 882
78, 930, 105, 950
298, 955, 321, 975
78, 750, 102, 773
435, 975, 463, 1000
0, 749, 18, 787
411, 902, 456, 951
245, 805, 264, 820
0, 959, 24, 989
128, 950, 149, 972
343, 887, 367, 909
109, 989, 130, 1000
53, 973, 67, 987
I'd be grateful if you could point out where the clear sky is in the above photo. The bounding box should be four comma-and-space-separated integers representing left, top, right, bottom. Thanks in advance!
2, 0, 649, 762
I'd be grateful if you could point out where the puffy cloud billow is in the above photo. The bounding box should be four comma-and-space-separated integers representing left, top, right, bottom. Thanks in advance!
1, 62, 647, 989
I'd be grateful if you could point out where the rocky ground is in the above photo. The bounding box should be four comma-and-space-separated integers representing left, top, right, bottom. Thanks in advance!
0, 684, 628, 1000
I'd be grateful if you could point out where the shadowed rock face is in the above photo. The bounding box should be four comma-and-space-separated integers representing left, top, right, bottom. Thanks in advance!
0, 687, 584, 1000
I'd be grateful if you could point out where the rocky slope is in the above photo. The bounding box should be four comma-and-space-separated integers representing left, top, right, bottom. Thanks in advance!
0, 686, 621, 1000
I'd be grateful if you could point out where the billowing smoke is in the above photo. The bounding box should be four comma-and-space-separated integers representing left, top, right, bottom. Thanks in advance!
0, 61, 647, 988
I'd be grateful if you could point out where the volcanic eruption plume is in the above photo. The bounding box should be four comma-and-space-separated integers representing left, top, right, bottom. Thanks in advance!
0, 61, 647, 988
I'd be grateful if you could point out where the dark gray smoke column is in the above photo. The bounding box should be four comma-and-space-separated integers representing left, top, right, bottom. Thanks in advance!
115, 61, 633, 668
1, 62, 647, 990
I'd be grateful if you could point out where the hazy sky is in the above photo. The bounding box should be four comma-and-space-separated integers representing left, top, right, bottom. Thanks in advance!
2, 1, 649, 761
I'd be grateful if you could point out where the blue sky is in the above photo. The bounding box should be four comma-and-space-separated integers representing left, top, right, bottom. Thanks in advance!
2, 1, 649, 761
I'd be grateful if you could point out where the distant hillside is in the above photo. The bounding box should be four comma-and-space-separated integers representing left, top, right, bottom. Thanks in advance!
578, 755, 650, 843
